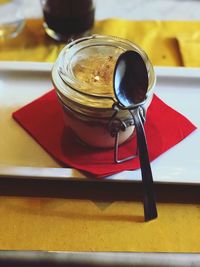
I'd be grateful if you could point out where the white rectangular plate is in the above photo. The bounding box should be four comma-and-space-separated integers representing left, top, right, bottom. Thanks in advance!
0, 61, 199, 185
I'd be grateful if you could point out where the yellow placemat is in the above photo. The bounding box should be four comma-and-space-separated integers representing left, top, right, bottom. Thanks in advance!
0, 19, 200, 252
1, 19, 200, 67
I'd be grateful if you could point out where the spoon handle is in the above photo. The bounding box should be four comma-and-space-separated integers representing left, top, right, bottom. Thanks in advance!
131, 108, 157, 222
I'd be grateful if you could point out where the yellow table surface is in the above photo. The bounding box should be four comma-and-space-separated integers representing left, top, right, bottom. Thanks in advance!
0, 19, 200, 252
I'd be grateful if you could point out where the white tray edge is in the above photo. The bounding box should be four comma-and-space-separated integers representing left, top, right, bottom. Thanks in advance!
0, 165, 200, 185
1, 61, 200, 78
0, 61, 52, 72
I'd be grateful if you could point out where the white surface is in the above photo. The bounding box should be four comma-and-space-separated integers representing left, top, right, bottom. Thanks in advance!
0, 61, 200, 184
21, 0, 200, 20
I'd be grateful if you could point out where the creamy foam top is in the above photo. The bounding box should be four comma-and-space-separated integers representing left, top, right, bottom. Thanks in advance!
72, 54, 120, 96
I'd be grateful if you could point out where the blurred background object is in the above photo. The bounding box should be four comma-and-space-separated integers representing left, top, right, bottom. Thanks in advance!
0, 0, 25, 39
40, 0, 95, 42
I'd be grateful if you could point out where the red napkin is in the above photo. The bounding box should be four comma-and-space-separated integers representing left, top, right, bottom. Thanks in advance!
13, 89, 197, 177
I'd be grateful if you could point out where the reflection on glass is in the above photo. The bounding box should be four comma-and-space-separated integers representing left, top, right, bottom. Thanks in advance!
0, 0, 25, 39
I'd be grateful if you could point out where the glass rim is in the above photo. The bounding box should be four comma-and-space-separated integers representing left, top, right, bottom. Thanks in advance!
52, 34, 156, 115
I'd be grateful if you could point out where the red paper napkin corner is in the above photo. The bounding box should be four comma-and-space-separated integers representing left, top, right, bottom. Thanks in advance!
12, 89, 197, 177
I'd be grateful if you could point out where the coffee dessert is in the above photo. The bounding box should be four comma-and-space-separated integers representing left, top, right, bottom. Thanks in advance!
52, 35, 155, 148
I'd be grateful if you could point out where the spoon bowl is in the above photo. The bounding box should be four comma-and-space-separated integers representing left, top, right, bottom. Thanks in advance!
113, 50, 149, 107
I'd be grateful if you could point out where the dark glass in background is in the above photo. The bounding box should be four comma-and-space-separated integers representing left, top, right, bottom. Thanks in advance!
40, 0, 95, 42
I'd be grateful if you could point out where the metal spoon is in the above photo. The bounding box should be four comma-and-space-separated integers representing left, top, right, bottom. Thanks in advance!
113, 50, 157, 221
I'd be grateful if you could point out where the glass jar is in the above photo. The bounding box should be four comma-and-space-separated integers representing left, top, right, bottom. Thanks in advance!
52, 35, 156, 151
